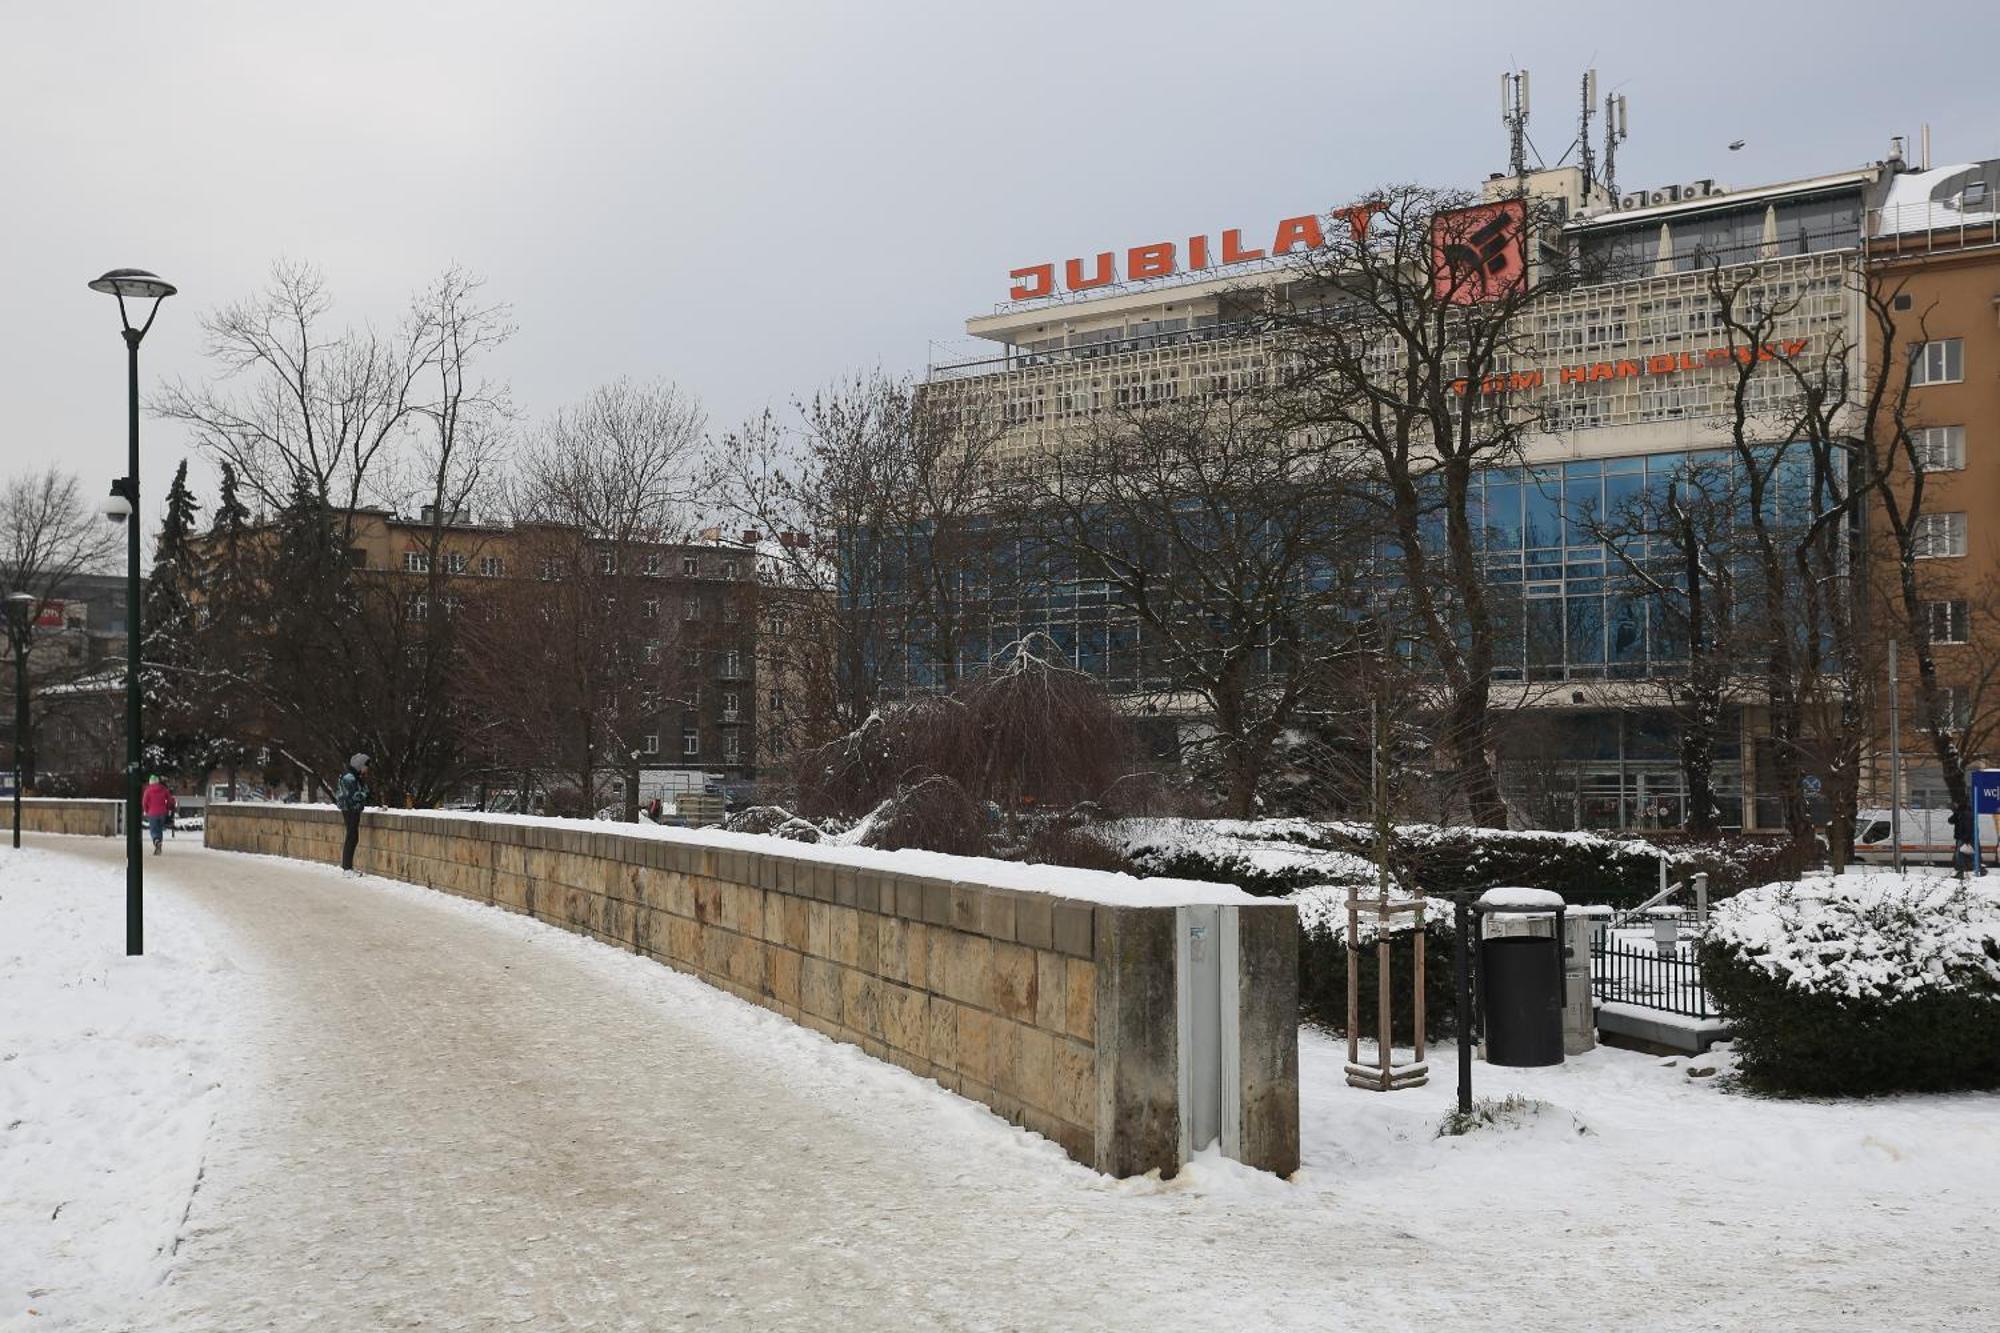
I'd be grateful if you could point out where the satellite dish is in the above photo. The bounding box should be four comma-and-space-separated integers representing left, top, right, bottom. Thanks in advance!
1728, 139, 1746, 151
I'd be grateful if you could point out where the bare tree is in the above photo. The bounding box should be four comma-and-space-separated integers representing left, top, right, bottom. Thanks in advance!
470, 379, 707, 806
713, 373, 1001, 753
1266, 186, 1570, 825
0, 466, 121, 789
154, 260, 428, 521
1013, 395, 1377, 818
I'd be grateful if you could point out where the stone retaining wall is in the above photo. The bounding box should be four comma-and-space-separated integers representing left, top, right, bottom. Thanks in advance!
205, 804, 1298, 1178
5, 797, 122, 837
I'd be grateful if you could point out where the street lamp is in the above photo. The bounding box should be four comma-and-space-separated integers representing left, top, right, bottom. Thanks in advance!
89, 267, 175, 957
5, 591, 32, 850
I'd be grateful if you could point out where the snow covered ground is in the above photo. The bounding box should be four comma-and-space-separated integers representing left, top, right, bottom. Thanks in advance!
5, 836, 1997, 1331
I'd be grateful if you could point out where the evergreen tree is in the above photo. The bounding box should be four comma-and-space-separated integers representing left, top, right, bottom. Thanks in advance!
141, 460, 206, 778
200, 462, 259, 794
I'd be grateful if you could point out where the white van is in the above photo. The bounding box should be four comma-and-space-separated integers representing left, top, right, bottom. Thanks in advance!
1851, 808, 1996, 866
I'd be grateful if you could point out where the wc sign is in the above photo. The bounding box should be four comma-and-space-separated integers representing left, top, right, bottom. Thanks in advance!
1972, 769, 2000, 874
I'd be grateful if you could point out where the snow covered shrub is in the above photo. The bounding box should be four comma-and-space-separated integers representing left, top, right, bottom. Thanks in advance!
1292, 885, 1461, 1039
1700, 874, 2000, 1095
856, 775, 990, 857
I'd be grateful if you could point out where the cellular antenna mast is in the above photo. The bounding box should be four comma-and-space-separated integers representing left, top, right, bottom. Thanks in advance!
1603, 89, 1629, 202
1578, 69, 1598, 198
1501, 69, 1530, 181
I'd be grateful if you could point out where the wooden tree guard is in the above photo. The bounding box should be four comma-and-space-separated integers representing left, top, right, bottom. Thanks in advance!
1344, 891, 1429, 1090
1348, 696, 1428, 1091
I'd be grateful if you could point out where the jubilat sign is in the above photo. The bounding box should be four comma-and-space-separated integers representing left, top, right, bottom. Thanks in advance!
1451, 339, 1813, 396
1007, 204, 1383, 302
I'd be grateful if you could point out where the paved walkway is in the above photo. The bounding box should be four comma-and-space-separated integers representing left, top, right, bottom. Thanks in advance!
83, 842, 1382, 1331
39, 839, 1994, 1331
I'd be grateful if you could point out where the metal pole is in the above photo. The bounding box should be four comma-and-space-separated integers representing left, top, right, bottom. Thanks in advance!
10, 623, 23, 849
1888, 636, 1903, 876
124, 329, 144, 956
1454, 895, 1472, 1117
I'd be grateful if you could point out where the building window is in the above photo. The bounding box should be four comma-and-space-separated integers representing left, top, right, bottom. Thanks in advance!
769, 689, 784, 714
644, 733, 660, 755
1927, 599, 1970, 644
682, 556, 699, 576
479, 555, 504, 577
538, 559, 562, 581
723, 600, 740, 624
598, 551, 616, 575
682, 733, 699, 757
642, 552, 661, 576
1913, 425, 1966, 472
404, 551, 431, 574
1910, 338, 1964, 386
683, 648, 702, 668
721, 559, 737, 580
643, 598, 660, 619
722, 691, 739, 720
643, 640, 661, 664
1913, 512, 1967, 558
444, 552, 468, 574
722, 649, 741, 677
683, 598, 700, 620
1926, 686, 1973, 733
723, 734, 740, 763
406, 593, 428, 622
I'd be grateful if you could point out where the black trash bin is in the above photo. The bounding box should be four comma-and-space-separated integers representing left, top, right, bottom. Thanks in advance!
1481, 931, 1565, 1067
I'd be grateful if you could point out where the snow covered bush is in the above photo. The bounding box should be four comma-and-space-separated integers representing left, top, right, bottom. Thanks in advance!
1700, 873, 2000, 1094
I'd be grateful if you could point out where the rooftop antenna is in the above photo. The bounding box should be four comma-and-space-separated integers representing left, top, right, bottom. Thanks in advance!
1577, 70, 1598, 200
1603, 90, 1629, 202
1502, 69, 1531, 181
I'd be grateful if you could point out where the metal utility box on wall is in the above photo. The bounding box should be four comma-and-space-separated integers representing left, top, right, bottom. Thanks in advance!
1172, 903, 1296, 1170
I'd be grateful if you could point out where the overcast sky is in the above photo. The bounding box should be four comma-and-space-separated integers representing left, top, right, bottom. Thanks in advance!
3, 0, 1993, 531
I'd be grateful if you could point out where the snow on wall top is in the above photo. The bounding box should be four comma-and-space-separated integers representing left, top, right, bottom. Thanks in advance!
1707, 872, 2000, 1001
228, 803, 1263, 910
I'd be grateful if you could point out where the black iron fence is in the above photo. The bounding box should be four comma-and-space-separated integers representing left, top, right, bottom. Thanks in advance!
1590, 928, 1712, 1019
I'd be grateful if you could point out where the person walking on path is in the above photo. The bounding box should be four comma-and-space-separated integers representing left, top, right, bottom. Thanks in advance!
141, 774, 177, 854
335, 753, 371, 877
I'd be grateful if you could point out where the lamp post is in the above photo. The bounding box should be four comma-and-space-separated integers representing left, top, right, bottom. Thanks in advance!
5, 591, 32, 849
88, 268, 175, 957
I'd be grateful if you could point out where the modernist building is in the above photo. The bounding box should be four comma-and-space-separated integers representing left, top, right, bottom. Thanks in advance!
918, 139, 1998, 831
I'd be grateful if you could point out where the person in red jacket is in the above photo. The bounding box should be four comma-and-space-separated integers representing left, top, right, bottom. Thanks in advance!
141, 775, 177, 855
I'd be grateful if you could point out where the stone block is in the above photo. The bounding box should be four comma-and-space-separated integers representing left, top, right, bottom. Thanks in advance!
926, 997, 961, 1073
839, 970, 881, 1040
1065, 958, 1097, 1041
978, 891, 1018, 943
1053, 1037, 1096, 1128
1052, 900, 1094, 958
957, 1007, 993, 1085
781, 897, 810, 953
901, 920, 928, 991
921, 880, 951, 927
1015, 894, 1054, 951
829, 906, 861, 969
877, 916, 909, 984
807, 902, 832, 958
768, 946, 803, 1008
989, 941, 1037, 1023
1234, 903, 1301, 1178
1034, 950, 1068, 1032
1015, 1025, 1055, 1114
932, 931, 992, 1009
800, 957, 842, 1021
880, 980, 928, 1059
949, 884, 983, 934
1090, 907, 1180, 1179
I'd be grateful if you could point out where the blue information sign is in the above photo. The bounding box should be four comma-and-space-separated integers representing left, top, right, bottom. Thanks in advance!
1972, 771, 2000, 875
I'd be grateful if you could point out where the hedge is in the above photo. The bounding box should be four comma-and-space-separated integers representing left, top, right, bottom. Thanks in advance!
1700, 874, 2000, 1095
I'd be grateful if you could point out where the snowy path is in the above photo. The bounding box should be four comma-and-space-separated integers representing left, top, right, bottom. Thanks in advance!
7, 837, 1998, 1331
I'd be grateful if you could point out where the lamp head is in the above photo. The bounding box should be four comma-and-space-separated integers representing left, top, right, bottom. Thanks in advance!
3, 592, 32, 624
101, 482, 133, 525
88, 269, 177, 301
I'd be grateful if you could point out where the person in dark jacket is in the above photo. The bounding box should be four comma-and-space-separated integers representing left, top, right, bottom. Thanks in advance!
335, 753, 371, 876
